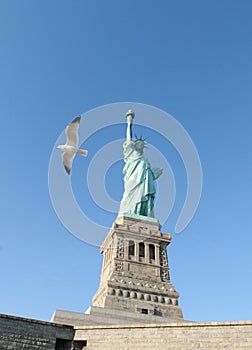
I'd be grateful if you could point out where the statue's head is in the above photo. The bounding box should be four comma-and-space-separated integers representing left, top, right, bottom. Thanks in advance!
134, 138, 145, 153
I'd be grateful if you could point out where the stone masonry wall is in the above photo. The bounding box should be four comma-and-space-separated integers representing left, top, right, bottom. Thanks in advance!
74, 320, 252, 350
1, 313, 251, 349
0, 313, 74, 350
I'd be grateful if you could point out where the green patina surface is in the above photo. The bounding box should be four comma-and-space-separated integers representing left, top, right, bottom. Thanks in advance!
119, 111, 162, 219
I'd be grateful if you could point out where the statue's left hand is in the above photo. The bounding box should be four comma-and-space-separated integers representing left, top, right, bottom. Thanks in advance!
126, 115, 133, 124
152, 167, 163, 179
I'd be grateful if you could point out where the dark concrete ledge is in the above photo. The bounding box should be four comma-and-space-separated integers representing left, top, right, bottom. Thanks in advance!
0, 312, 74, 329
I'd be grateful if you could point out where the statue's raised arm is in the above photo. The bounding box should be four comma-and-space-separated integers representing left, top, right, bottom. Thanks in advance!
119, 110, 163, 219
126, 109, 134, 141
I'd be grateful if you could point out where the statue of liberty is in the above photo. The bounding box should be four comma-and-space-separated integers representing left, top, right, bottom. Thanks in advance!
119, 109, 163, 218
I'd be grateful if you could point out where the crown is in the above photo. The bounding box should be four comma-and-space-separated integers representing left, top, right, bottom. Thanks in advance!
134, 134, 147, 142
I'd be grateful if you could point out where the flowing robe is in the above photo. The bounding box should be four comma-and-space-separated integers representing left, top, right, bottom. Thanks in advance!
119, 140, 157, 217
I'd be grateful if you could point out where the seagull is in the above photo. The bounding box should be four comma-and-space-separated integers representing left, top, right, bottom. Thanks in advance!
56, 116, 88, 175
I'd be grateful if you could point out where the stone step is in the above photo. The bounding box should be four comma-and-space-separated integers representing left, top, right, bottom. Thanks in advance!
51, 307, 187, 327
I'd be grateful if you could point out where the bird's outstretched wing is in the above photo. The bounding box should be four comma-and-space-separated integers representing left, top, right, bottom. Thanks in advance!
62, 151, 76, 175
66, 116, 81, 147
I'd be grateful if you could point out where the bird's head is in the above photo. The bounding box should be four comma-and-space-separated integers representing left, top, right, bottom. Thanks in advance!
56, 145, 63, 150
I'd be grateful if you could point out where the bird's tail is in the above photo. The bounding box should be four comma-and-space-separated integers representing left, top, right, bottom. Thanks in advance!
77, 149, 88, 157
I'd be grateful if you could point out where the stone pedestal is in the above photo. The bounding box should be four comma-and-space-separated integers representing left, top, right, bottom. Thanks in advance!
92, 215, 183, 320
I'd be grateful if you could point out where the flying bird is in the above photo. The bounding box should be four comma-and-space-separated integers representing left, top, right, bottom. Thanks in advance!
56, 116, 88, 175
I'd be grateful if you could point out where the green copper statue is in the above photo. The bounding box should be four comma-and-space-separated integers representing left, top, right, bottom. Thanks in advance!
119, 109, 163, 218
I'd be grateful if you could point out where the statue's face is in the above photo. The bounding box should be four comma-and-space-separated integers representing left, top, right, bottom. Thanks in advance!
134, 140, 145, 152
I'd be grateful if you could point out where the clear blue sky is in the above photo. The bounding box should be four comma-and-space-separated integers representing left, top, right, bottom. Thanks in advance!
0, 0, 251, 323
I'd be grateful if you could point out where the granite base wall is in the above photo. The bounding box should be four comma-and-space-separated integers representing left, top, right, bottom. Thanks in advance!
1, 313, 252, 349
74, 321, 252, 350
0, 314, 74, 350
